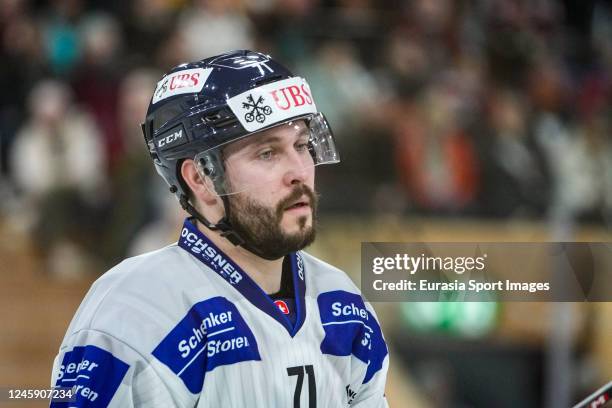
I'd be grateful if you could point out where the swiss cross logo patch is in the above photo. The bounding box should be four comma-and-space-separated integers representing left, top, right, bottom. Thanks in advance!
274, 300, 290, 315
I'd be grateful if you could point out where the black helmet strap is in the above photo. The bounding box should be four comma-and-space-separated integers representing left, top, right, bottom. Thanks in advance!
178, 194, 244, 247
178, 193, 280, 261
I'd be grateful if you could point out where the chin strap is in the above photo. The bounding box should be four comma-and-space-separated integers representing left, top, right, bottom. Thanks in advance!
178, 193, 245, 246
177, 192, 281, 261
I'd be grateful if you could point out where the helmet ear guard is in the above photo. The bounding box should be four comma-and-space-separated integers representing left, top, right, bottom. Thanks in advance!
196, 155, 216, 178
195, 151, 228, 196
171, 157, 219, 201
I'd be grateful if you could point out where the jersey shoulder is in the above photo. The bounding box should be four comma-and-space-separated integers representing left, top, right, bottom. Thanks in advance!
62, 244, 200, 352
300, 251, 361, 295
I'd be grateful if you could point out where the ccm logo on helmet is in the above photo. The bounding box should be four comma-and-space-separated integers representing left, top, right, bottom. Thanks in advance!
157, 127, 186, 150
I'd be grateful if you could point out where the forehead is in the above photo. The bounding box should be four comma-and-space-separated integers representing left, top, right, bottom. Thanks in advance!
224, 120, 309, 154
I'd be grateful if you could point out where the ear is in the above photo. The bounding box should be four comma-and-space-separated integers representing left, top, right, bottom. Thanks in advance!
180, 159, 218, 205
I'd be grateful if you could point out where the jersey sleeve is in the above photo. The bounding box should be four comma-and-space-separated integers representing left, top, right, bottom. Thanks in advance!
50, 329, 177, 408
349, 301, 390, 407
316, 290, 389, 407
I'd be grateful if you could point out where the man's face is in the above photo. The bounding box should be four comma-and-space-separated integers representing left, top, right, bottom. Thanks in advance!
222, 120, 318, 259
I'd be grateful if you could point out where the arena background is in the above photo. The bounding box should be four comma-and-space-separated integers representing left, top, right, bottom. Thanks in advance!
0, 0, 611, 406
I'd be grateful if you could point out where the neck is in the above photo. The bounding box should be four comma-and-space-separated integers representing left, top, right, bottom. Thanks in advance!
195, 220, 284, 294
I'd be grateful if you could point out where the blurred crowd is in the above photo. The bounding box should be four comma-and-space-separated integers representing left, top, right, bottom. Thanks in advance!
1, 0, 612, 274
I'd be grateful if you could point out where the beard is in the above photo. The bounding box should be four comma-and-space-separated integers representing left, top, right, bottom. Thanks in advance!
227, 184, 318, 260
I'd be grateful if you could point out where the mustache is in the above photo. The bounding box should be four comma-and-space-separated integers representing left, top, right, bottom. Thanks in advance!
275, 185, 318, 217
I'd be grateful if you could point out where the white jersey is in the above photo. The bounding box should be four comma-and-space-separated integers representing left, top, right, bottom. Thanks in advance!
50, 218, 389, 407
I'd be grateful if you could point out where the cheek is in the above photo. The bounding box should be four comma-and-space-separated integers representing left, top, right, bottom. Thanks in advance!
305, 166, 315, 186
228, 164, 282, 193
242, 190, 277, 211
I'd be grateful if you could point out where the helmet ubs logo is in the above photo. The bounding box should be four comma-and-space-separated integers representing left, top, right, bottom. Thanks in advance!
242, 94, 272, 124
226, 77, 317, 133
152, 68, 211, 104
155, 78, 169, 100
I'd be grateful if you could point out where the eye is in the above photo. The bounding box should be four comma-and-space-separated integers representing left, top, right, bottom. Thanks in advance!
258, 149, 274, 160
295, 139, 309, 152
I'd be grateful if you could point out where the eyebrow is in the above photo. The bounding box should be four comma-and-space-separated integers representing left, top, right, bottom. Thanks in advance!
225, 127, 309, 157
250, 128, 309, 147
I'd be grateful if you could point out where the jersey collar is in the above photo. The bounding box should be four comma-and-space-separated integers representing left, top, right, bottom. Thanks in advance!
178, 218, 307, 337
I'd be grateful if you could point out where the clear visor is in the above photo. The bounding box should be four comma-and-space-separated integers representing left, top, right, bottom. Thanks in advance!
193, 113, 339, 196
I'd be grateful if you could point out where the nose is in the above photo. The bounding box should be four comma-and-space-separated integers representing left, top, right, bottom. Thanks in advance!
282, 151, 310, 186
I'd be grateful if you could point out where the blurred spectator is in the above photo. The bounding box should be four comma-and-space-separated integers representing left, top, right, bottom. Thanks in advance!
393, 77, 480, 215
71, 12, 124, 171
10, 80, 108, 277
98, 68, 164, 265
178, 0, 254, 60
0, 0, 47, 178
301, 41, 383, 134
121, 0, 180, 68
41, 0, 85, 75
11, 80, 105, 202
536, 111, 612, 224
128, 191, 185, 257
300, 41, 391, 212
525, 56, 603, 223
478, 88, 551, 217
592, 1, 612, 70
383, 30, 432, 97
247, 0, 318, 63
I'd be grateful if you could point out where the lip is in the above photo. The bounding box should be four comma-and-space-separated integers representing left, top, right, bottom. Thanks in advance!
284, 204, 311, 214
284, 196, 311, 213
284, 205, 311, 219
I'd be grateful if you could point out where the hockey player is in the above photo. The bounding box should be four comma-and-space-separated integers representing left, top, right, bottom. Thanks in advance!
50, 50, 389, 407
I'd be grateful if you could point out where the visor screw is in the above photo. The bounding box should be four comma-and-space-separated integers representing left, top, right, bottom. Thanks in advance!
169, 185, 178, 193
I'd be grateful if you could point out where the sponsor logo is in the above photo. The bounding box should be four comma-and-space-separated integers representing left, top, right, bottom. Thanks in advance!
318, 291, 388, 384
180, 227, 243, 285
270, 84, 313, 111
206, 336, 250, 359
227, 77, 317, 132
591, 395, 609, 407
57, 357, 100, 381
296, 254, 305, 281
51, 345, 129, 408
346, 384, 357, 404
177, 310, 233, 358
331, 301, 369, 321
211, 54, 274, 77
274, 300, 290, 315
242, 94, 272, 124
156, 126, 186, 150
152, 68, 212, 104
153, 297, 260, 394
